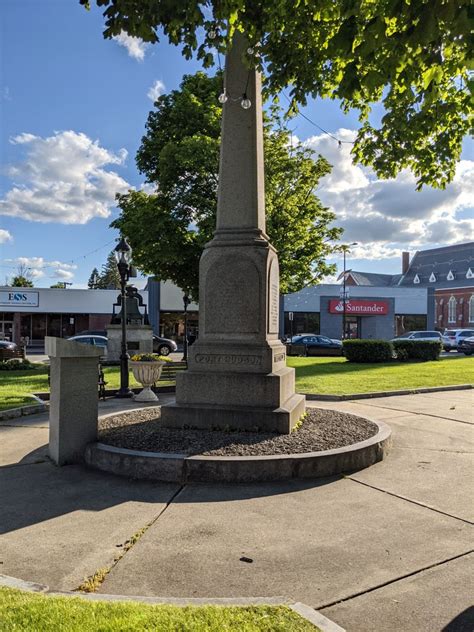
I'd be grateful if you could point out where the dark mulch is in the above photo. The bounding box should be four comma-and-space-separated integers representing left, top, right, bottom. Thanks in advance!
98, 407, 378, 456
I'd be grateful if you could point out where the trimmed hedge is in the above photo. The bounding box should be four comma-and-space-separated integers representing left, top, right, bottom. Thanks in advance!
392, 340, 442, 361
343, 339, 393, 363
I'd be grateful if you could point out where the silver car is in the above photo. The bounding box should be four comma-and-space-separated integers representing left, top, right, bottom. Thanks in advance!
67, 335, 108, 357
392, 331, 442, 343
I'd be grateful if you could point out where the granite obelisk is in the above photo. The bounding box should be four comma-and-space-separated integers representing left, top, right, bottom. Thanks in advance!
161, 33, 305, 433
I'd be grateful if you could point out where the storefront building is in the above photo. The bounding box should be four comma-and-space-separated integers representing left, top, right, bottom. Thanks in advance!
283, 284, 432, 340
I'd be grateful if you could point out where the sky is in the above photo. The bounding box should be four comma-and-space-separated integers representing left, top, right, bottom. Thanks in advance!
1, 0, 473, 289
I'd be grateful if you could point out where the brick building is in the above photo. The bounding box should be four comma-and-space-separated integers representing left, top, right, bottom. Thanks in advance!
344, 242, 474, 331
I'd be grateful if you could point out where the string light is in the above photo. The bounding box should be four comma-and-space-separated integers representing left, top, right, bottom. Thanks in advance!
218, 92, 228, 104
208, 28, 217, 40
241, 94, 252, 109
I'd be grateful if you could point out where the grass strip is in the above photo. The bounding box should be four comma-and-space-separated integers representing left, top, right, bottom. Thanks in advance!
0, 588, 317, 631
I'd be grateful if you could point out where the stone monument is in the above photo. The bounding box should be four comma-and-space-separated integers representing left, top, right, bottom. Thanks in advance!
161, 33, 305, 433
107, 285, 153, 362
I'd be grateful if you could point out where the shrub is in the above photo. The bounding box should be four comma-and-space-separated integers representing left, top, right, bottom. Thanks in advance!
342, 339, 393, 363
0, 359, 37, 371
392, 340, 442, 361
396, 348, 410, 362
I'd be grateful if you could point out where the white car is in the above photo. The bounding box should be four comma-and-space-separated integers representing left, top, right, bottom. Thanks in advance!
67, 334, 108, 357
392, 331, 442, 343
442, 329, 474, 351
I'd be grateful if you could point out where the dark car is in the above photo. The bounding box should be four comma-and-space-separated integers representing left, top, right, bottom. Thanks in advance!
458, 336, 474, 356
0, 340, 20, 360
286, 335, 343, 357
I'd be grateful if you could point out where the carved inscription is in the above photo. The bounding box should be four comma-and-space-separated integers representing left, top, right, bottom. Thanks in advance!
273, 353, 285, 363
195, 354, 262, 366
268, 259, 280, 334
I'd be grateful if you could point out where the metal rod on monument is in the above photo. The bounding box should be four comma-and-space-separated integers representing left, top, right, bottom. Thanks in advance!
114, 236, 133, 398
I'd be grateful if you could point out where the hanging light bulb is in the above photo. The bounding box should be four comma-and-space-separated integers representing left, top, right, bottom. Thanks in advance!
208, 28, 217, 40
241, 94, 252, 109
218, 92, 228, 104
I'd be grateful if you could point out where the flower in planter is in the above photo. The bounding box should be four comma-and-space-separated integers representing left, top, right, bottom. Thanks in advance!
130, 353, 172, 362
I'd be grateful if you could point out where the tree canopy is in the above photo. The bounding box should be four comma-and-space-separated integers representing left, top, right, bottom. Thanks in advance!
10, 276, 33, 288
112, 72, 341, 300
82, 0, 472, 189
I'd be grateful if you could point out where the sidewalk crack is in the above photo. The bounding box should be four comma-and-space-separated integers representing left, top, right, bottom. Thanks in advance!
75, 484, 186, 593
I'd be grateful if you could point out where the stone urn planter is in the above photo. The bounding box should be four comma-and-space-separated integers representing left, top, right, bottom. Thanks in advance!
129, 354, 168, 402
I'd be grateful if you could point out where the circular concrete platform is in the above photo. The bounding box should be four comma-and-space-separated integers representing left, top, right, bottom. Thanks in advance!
85, 417, 392, 483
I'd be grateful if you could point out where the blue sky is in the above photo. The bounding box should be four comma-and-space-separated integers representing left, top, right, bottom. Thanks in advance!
1, 0, 473, 288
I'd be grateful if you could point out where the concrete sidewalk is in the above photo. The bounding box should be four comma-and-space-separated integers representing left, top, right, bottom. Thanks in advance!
1, 390, 473, 631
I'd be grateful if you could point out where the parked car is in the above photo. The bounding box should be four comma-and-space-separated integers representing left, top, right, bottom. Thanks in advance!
67, 335, 108, 357
442, 329, 474, 351
0, 340, 20, 360
391, 331, 442, 343
152, 335, 178, 356
457, 336, 474, 356
286, 334, 343, 357
76, 330, 178, 356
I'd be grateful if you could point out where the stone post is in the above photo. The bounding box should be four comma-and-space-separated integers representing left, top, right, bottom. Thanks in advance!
46, 336, 103, 465
161, 33, 305, 433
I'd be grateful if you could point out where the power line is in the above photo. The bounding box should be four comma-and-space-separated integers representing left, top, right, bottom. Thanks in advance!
282, 93, 354, 146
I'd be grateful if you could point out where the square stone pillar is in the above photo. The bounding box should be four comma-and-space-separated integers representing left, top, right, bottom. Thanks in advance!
161, 33, 305, 434
46, 336, 103, 465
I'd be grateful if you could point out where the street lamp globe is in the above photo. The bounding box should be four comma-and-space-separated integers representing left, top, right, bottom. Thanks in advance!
114, 236, 132, 265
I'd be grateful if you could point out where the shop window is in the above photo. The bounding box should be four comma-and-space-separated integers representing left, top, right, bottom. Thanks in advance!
284, 312, 320, 338
31, 314, 47, 341
395, 315, 427, 336
469, 295, 474, 323
448, 296, 457, 323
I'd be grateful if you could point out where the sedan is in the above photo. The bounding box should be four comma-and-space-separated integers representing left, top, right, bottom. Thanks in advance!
0, 340, 20, 360
458, 336, 474, 356
153, 335, 178, 356
391, 331, 442, 343
286, 335, 343, 357
67, 335, 108, 357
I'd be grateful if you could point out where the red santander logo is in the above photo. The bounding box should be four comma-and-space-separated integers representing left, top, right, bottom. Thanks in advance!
329, 299, 389, 315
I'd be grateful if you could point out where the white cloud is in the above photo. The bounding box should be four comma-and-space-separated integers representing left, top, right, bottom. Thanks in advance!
4, 257, 77, 281
147, 79, 166, 102
113, 31, 149, 61
305, 131, 474, 260
0, 229, 12, 244
0, 131, 130, 224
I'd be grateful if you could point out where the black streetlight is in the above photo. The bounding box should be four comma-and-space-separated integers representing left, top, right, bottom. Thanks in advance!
182, 294, 191, 362
114, 236, 134, 398
340, 242, 358, 340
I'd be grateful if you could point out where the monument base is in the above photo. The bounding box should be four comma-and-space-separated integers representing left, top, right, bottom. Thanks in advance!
161, 379, 305, 434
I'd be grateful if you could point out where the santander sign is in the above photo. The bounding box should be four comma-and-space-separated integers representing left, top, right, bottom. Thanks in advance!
329, 299, 389, 315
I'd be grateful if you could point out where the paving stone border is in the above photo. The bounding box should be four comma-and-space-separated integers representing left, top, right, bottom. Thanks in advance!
0, 574, 345, 631
85, 418, 391, 483
0, 395, 47, 421
305, 383, 473, 401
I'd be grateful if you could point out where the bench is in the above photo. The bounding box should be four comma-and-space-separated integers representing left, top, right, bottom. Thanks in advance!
158, 361, 188, 383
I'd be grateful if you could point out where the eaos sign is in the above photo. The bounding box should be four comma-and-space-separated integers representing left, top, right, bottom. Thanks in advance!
0, 291, 39, 307
329, 299, 389, 315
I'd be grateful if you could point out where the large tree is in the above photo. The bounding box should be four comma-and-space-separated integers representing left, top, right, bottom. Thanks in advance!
112, 72, 341, 299
82, 0, 472, 189
97, 251, 121, 289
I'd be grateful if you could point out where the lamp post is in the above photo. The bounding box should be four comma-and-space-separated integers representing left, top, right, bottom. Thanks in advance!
114, 236, 133, 398
182, 294, 191, 362
340, 242, 358, 340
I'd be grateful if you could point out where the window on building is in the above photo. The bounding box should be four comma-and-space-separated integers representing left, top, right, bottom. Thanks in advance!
469, 295, 474, 323
395, 315, 427, 336
447, 270, 455, 281
448, 296, 457, 323
413, 274, 420, 284
283, 312, 320, 337
466, 268, 474, 279
429, 272, 437, 282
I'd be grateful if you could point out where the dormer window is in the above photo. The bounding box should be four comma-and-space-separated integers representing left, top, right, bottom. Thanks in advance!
466, 268, 474, 279
447, 270, 455, 281
429, 272, 437, 282
413, 274, 420, 284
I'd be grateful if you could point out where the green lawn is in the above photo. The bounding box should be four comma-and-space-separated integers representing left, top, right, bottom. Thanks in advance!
0, 588, 316, 632
287, 356, 474, 395
1, 357, 472, 411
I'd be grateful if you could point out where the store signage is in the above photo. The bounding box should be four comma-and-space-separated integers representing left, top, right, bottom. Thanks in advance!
328, 299, 389, 315
0, 291, 39, 307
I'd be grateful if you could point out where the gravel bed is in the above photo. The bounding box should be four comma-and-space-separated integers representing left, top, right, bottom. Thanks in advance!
98, 407, 378, 456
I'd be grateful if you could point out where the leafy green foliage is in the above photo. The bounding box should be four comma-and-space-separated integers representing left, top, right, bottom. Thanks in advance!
342, 339, 393, 363
81, 0, 472, 188
392, 340, 442, 361
10, 275, 33, 288
113, 72, 341, 300
89, 252, 121, 289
